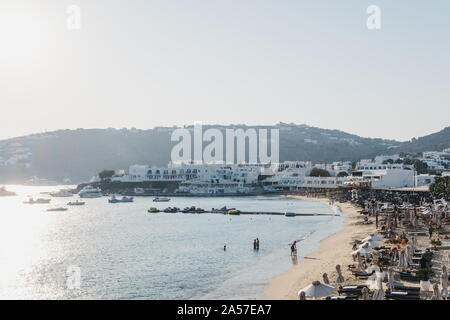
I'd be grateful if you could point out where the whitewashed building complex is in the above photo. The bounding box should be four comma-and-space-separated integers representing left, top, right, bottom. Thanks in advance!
110, 156, 430, 194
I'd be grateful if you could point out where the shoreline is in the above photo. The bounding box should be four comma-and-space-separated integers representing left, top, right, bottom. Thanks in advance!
263, 196, 376, 300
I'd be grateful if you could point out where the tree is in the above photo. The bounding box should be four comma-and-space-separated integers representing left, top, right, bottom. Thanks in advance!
98, 170, 115, 180
310, 168, 331, 177
429, 176, 450, 198
337, 171, 349, 177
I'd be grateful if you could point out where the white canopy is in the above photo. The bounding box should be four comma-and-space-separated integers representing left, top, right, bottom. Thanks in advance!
362, 235, 382, 242
353, 247, 376, 256
298, 281, 335, 299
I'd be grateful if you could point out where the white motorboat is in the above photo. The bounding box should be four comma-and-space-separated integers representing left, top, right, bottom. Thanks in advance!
50, 189, 74, 197
78, 186, 103, 198
0, 186, 16, 197
153, 197, 170, 202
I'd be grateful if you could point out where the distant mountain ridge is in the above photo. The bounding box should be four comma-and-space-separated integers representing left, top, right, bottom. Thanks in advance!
0, 124, 448, 183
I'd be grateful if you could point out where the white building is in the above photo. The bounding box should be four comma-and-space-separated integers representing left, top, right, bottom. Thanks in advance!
352, 160, 415, 188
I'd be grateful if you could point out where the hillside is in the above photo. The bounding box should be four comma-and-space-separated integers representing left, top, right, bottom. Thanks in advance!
0, 124, 448, 184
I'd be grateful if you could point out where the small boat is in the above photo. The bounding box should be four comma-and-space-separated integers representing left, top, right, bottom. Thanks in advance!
195, 207, 205, 213
46, 207, 68, 212
24, 198, 51, 204
67, 200, 85, 206
108, 195, 134, 203
153, 197, 170, 202
228, 209, 241, 215
50, 189, 74, 197
148, 207, 160, 213
163, 207, 179, 213
212, 206, 234, 214
285, 212, 296, 217
0, 186, 16, 197
78, 186, 103, 198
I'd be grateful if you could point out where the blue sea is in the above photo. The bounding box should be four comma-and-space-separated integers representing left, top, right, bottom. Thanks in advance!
0, 186, 345, 299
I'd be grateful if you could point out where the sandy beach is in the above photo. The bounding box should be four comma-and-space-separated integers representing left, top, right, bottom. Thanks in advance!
264, 196, 376, 299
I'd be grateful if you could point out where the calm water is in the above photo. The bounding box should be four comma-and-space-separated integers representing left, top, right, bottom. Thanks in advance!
0, 185, 345, 299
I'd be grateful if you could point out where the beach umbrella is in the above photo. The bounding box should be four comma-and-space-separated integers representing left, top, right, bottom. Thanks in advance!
431, 283, 442, 300
362, 234, 382, 242
335, 265, 344, 284
360, 240, 383, 248
299, 281, 335, 299
387, 268, 394, 291
322, 273, 330, 285
353, 247, 376, 256
361, 287, 370, 300
298, 291, 306, 300
441, 266, 448, 298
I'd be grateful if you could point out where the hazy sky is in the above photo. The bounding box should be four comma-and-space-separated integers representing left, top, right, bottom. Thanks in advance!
0, 0, 449, 141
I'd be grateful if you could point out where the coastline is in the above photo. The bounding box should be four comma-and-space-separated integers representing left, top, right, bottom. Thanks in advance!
263, 196, 376, 300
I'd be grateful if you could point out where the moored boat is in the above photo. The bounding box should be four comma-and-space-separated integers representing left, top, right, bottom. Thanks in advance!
24, 198, 51, 204
46, 207, 68, 212
67, 200, 85, 206
153, 197, 170, 202
148, 207, 160, 213
227, 209, 241, 215
0, 186, 16, 197
108, 195, 134, 203
285, 212, 296, 217
50, 189, 74, 197
78, 186, 103, 198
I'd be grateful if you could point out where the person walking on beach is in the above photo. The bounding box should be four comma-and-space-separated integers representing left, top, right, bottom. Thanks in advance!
253, 239, 257, 250
256, 238, 260, 250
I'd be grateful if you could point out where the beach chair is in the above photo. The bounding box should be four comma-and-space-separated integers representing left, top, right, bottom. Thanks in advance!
351, 270, 375, 279
392, 284, 421, 293
385, 290, 421, 300
399, 271, 428, 282
326, 295, 359, 300
337, 285, 368, 296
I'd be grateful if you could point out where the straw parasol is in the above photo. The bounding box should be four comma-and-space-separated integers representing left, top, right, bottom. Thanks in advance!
431, 283, 442, 300
299, 281, 335, 299
336, 265, 344, 284
322, 273, 330, 284
361, 287, 370, 300
441, 266, 448, 298
298, 291, 306, 300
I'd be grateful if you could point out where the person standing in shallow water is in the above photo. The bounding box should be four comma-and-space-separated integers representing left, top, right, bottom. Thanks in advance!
256, 238, 260, 250
253, 239, 257, 250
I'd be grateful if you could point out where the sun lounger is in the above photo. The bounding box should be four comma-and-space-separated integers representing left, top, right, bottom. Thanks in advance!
385, 290, 421, 300
326, 295, 359, 300
399, 272, 428, 281
351, 270, 375, 278
338, 285, 368, 295
392, 285, 421, 292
